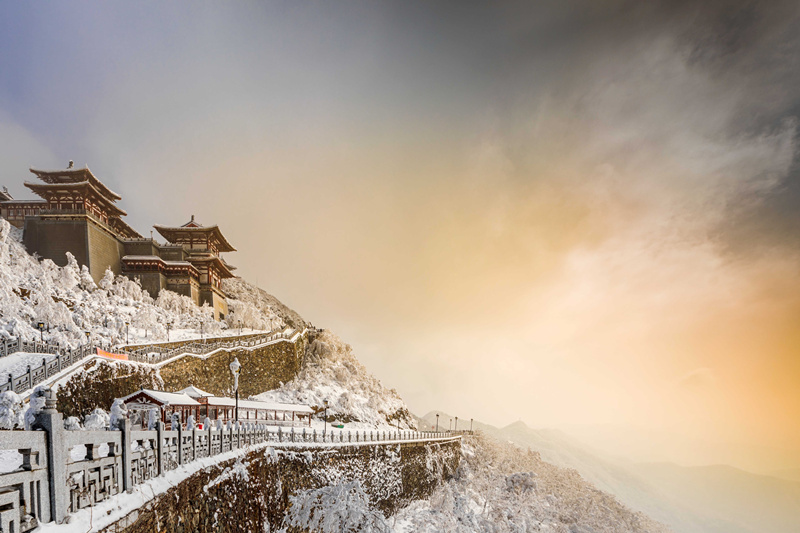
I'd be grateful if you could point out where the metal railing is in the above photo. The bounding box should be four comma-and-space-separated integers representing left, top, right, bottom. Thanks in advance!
0, 391, 462, 532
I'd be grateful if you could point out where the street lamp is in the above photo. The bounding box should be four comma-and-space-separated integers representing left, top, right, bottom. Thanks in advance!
449, 418, 452, 432
166, 321, 172, 342
323, 399, 329, 439
37, 322, 45, 342
436, 414, 439, 433
229, 357, 241, 422
455, 417, 458, 431
84, 331, 90, 344
125, 321, 129, 345
470, 418, 473, 432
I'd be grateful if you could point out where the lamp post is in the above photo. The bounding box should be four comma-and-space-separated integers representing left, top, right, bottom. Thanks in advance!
449, 418, 452, 432
166, 321, 172, 342
229, 357, 241, 422
323, 399, 329, 440
125, 321, 129, 345
37, 322, 45, 342
470, 418, 473, 432
238, 320, 242, 336
85, 331, 90, 345
436, 414, 439, 433
455, 417, 458, 431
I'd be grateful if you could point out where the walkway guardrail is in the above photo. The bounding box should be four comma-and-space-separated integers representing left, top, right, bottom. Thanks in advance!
122, 328, 301, 364
0, 389, 461, 532
0, 328, 304, 395
1, 342, 101, 395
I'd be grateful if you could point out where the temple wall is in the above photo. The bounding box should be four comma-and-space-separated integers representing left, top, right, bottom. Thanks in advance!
123, 240, 160, 256
23, 217, 90, 269
87, 221, 126, 282
126, 271, 168, 299
200, 287, 229, 320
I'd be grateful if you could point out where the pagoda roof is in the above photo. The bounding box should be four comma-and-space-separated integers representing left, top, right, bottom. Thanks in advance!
29, 166, 122, 202
185, 253, 237, 279
24, 180, 128, 217
24, 181, 127, 217
0, 187, 13, 202
109, 216, 143, 239
153, 218, 236, 252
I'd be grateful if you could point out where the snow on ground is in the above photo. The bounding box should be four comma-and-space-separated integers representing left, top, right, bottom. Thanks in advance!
0, 351, 55, 380
254, 330, 416, 431
389, 433, 672, 533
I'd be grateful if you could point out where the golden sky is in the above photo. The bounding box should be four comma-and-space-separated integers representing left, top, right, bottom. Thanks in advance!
1, 1, 798, 471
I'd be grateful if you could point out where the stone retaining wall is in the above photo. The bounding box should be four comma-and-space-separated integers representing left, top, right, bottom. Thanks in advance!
56, 336, 308, 417
101, 439, 461, 533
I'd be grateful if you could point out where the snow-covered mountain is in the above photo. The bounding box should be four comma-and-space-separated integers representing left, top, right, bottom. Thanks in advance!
423, 413, 800, 533
0, 216, 414, 431
392, 432, 671, 533
255, 329, 416, 430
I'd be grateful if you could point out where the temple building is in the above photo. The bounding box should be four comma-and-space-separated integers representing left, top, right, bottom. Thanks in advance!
122, 216, 237, 319
1, 164, 237, 320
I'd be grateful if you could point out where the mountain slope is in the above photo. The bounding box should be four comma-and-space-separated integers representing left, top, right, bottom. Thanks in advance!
424, 413, 800, 533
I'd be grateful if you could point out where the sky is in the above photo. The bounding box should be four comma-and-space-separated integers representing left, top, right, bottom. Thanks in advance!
1, 1, 799, 472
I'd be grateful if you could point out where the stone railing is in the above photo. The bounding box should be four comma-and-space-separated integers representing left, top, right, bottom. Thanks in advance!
0, 341, 102, 395
0, 329, 303, 395
0, 389, 460, 532
122, 328, 303, 365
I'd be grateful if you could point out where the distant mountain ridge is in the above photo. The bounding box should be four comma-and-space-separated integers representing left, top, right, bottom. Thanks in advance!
420, 412, 800, 533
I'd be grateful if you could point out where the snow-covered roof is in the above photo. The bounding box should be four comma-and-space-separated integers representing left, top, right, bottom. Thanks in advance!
121, 255, 162, 261
121, 389, 200, 406
203, 396, 313, 413
178, 385, 213, 398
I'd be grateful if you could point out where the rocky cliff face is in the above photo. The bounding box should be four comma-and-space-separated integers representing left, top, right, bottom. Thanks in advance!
98, 439, 460, 533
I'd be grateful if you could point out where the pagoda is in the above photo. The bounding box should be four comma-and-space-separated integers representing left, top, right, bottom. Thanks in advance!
19, 165, 143, 282
151, 216, 236, 319
2, 163, 238, 321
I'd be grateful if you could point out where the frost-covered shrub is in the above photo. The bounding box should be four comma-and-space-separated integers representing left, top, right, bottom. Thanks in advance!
84, 408, 110, 430
0, 390, 23, 429
283, 480, 390, 533
255, 330, 415, 429
64, 416, 83, 431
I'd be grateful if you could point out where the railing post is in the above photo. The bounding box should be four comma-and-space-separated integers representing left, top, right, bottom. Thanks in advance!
156, 422, 164, 476
33, 389, 67, 524
192, 427, 198, 461
43, 357, 48, 380
177, 423, 184, 465
121, 419, 133, 492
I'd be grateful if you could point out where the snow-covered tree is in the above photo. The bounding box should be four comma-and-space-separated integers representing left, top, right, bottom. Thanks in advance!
283, 480, 390, 533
